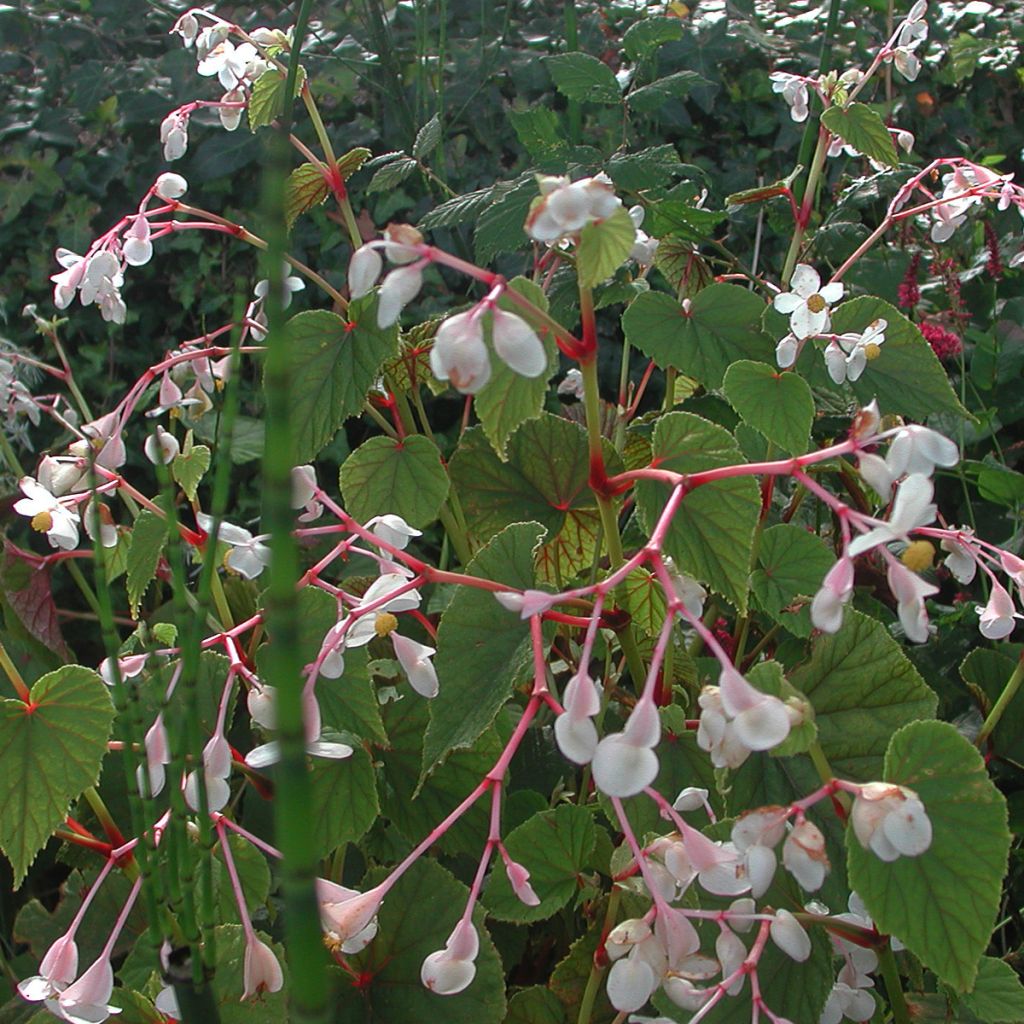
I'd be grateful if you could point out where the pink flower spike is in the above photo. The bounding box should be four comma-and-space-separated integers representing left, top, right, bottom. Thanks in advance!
242, 936, 284, 1000
976, 581, 1021, 640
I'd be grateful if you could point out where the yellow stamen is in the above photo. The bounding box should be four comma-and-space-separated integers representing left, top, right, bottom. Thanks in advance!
374, 612, 398, 638
30, 510, 53, 534
863, 342, 882, 361
901, 540, 934, 572
806, 293, 827, 314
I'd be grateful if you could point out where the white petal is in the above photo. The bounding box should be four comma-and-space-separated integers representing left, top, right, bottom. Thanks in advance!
591, 734, 659, 798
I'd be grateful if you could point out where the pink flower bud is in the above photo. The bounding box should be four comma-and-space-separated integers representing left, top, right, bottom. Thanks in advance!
155, 172, 188, 199
317, 881, 386, 942
490, 309, 546, 378
782, 819, 829, 891
851, 782, 932, 861
242, 936, 284, 1000
421, 920, 479, 996
504, 859, 541, 907
348, 245, 383, 298
770, 909, 811, 962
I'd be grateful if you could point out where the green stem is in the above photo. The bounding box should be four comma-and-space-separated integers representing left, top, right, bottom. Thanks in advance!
0, 638, 31, 702
878, 941, 912, 1024
438, 502, 473, 566
976, 655, 1024, 749
576, 888, 621, 1024
781, 128, 830, 285
66, 560, 103, 617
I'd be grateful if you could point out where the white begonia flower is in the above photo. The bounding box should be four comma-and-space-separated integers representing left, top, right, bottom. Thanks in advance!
317, 879, 386, 945
490, 308, 547, 378
254, 266, 305, 308
421, 919, 478, 996
717, 665, 792, 752
246, 691, 353, 768
770, 910, 812, 962
138, 714, 170, 798
885, 425, 959, 479
430, 309, 492, 394
554, 670, 602, 765
811, 557, 855, 634
219, 87, 245, 131
154, 172, 188, 199
248, 684, 276, 730
782, 819, 829, 891
83, 499, 118, 549
887, 559, 938, 643
197, 40, 261, 90
557, 368, 585, 400
382, 223, 424, 264
171, 11, 199, 46
847, 474, 937, 558
857, 452, 896, 502
160, 110, 189, 161
122, 216, 153, 267
503, 856, 541, 907
144, 425, 180, 466
376, 265, 424, 328
348, 245, 383, 298
773, 265, 844, 340
195, 23, 229, 60
890, 3, 928, 82
196, 512, 271, 579
976, 581, 1022, 640
769, 71, 810, 122
14, 477, 80, 550
1001, 550, 1024, 588
18, 933, 78, 1002
672, 786, 710, 813
37, 455, 85, 497
524, 174, 622, 243
941, 532, 977, 585
821, 980, 876, 1024
54, 955, 119, 1024
50, 249, 88, 309
775, 333, 799, 369
824, 318, 887, 385
241, 936, 284, 1001
666, 564, 707, 619
366, 514, 422, 550
607, 955, 658, 1013
590, 699, 661, 798
851, 782, 932, 861
185, 733, 232, 812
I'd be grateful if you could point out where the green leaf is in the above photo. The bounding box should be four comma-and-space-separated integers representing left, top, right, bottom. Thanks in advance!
635, 412, 760, 611
751, 523, 835, 638
577, 206, 637, 287
0, 666, 114, 884
449, 416, 598, 542
790, 610, 937, 780
622, 285, 773, 388
308, 744, 379, 854
550, 918, 616, 1023
340, 860, 506, 1024
823, 298, 969, 420
475, 279, 557, 457
623, 17, 684, 60
366, 154, 419, 193
959, 957, 1024, 1022
340, 434, 450, 529
412, 113, 442, 159
171, 442, 211, 502
475, 176, 538, 263
422, 522, 546, 778
210, 834, 271, 922
543, 52, 621, 105
483, 804, 596, 922
248, 66, 305, 131
284, 297, 400, 462
821, 102, 899, 168
336, 146, 372, 179
508, 108, 571, 164
316, 646, 387, 746
646, 200, 723, 242
606, 145, 688, 191
627, 71, 704, 113
505, 987, 567, 1024
847, 720, 1010, 991
960, 648, 1021, 759
284, 161, 329, 229
977, 464, 1024, 506
722, 360, 814, 453
419, 185, 496, 231
126, 510, 168, 618
379, 683, 499, 857
534, 509, 602, 590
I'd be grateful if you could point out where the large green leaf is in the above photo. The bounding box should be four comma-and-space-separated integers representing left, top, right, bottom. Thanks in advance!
505, 987, 568, 1024
847, 720, 1010, 991
422, 522, 546, 778
635, 412, 760, 611
577, 206, 636, 287
449, 416, 598, 543
799, 297, 968, 420
751, 524, 835, 638
475, 278, 558, 458
543, 52, 621, 104
789, 610, 937, 780
483, 804, 596, 923
475, 176, 538, 263
722, 360, 814, 454
337, 859, 506, 1024
821, 102, 899, 168
340, 434, 450, 529
307, 744, 379, 854
0, 666, 115, 884
284, 297, 400, 462
622, 285, 773, 388
959, 957, 1024, 1022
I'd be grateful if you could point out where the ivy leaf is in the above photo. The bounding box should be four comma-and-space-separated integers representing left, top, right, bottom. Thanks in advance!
284, 162, 329, 229
483, 805, 596, 923
248, 66, 306, 131
126, 510, 168, 619
422, 522, 546, 778
340, 434, 450, 529
543, 52, 621, 105
339, 859, 506, 1024
751, 523, 835, 638
0, 666, 114, 884
821, 102, 899, 168
790, 610, 937, 779
577, 206, 637, 287
848, 720, 1010, 991
284, 297, 400, 462
412, 113, 443, 159
622, 285, 773, 388
336, 146, 372, 179
723, 360, 815, 453
635, 412, 760, 611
